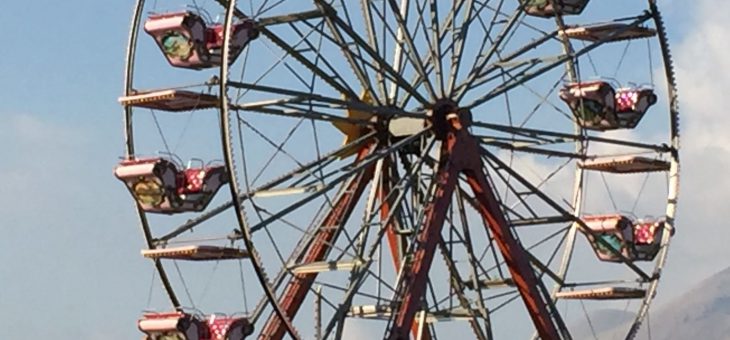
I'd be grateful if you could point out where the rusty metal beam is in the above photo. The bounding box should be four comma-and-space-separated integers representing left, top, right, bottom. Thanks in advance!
381, 158, 406, 270
258, 147, 375, 340
387, 110, 563, 339
463, 165, 561, 340
387, 122, 463, 340
379, 159, 431, 340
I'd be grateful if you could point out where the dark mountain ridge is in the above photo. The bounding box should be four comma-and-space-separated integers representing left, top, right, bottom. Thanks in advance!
595, 266, 730, 339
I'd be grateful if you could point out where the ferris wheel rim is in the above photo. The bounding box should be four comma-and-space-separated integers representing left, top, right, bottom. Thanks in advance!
119, 0, 681, 338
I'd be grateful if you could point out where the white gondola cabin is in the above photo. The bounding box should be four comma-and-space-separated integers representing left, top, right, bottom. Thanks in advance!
114, 157, 227, 214
144, 11, 258, 69
521, 0, 590, 18
581, 215, 665, 262
559, 81, 657, 131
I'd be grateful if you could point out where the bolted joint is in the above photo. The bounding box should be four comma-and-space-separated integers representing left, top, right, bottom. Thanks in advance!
446, 112, 463, 131
373, 112, 393, 136
427, 100, 472, 140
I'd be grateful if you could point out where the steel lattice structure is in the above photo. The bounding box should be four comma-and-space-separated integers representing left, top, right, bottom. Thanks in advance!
118, 0, 679, 339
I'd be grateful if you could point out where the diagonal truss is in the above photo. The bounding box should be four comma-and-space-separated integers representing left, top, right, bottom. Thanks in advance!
258, 146, 376, 340
385, 112, 568, 340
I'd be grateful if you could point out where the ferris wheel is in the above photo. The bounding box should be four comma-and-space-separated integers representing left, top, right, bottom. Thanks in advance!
116, 0, 679, 339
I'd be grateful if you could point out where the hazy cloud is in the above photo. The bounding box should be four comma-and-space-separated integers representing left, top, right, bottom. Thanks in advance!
652, 0, 730, 302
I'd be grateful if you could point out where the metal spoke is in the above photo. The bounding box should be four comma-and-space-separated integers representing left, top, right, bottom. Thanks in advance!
446, 0, 475, 96
249, 129, 429, 233
257, 10, 325, 27
465, 13, 653, 110
228, 80, 423, 118
152, 132, 376, 244
436, 234, 488, 339
399, 0, 469, 106
321, 137, 438, 339
317, 1, 432, 105
481, 148, 652, 282
473, 121, 671, 152
314, 0, 380, 104
386, 0, 438, 100
260, 24, 357, 96
480, 138, 589, 159
426, 0, 446, 97
359, 0, 389, 102
221, 6, 360, 101
453, 6, 524, 102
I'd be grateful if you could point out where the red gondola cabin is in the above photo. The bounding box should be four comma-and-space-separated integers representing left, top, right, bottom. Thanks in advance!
144, 11, 258, 69
559, 81, 657, 130
138, 312, 206, 340
521, 0, 590, 17
581, 215, 665, 262
138, 312, 253, 340
114, 157, 227, 214
632, 219, 665, 261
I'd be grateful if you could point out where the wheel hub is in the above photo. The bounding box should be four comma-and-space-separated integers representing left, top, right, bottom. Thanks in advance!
428, 100, 472, 140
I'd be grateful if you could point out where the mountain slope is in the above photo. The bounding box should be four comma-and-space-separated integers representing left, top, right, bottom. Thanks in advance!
599, 266, 730, 339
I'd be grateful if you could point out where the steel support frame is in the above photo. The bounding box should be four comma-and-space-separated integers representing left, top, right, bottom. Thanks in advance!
259, 147, 375, 340
379, 158, 432, 340
387, 115, 562, 340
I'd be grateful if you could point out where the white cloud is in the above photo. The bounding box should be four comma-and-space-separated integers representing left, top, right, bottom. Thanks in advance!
652, 0, 730, 302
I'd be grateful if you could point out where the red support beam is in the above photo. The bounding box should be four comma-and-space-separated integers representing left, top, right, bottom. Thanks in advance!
387, 112, 561, 340
463, 170, 560, 340
379, 160, 431, 340
380, 159, 405, 270
259, 147, 375, 340
387, 126, 462, 340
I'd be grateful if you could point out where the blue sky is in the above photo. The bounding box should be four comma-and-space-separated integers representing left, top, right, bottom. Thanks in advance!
1, 1, 152, 338
0, 1, 724, 338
